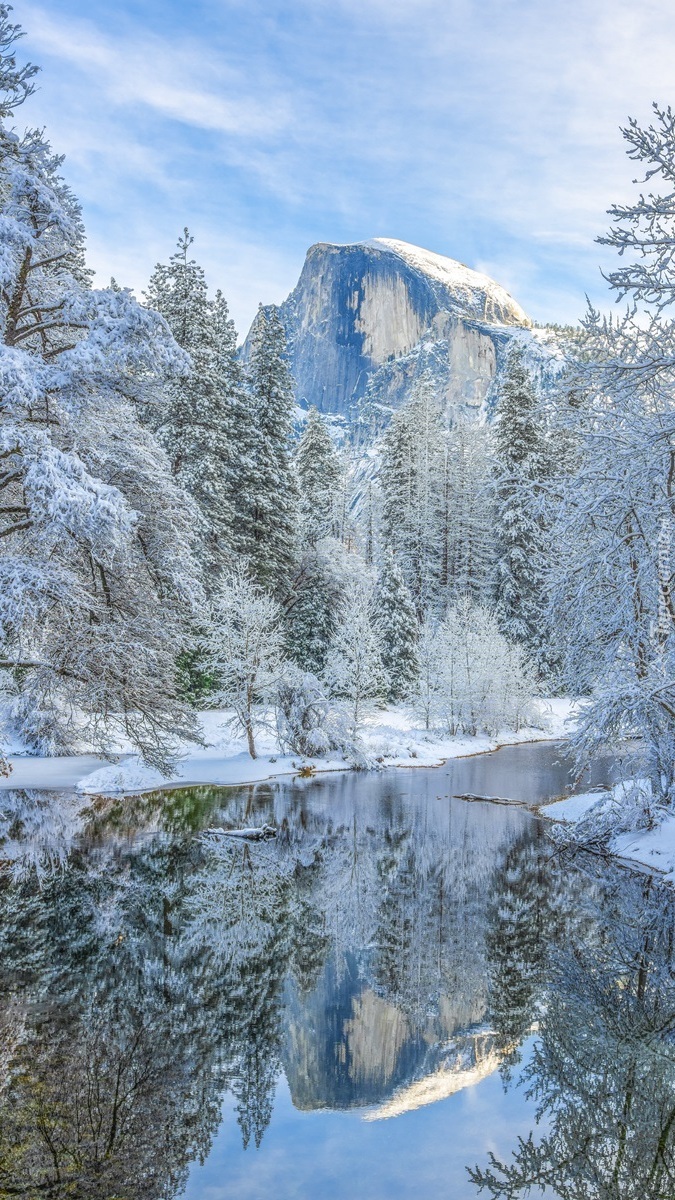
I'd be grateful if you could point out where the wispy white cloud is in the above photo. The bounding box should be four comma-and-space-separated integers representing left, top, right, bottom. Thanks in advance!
22, 3, 292, 137
14, 0, 675, 332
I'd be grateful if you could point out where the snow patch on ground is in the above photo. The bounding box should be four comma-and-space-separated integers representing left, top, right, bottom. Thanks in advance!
541, 777, 675, 883
612, 820, 675, 881
541, 791, 605, 824
0, 698, 576, 796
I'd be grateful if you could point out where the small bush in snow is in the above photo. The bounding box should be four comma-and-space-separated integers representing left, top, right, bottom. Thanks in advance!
274, 668, 334, 757
274, 666, 378, 767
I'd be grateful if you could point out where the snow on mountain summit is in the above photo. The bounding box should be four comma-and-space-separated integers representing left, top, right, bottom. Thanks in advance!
244, 236, 538, 419
364, 238, 531, 328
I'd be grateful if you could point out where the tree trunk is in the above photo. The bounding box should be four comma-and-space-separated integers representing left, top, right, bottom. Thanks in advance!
245, 719, 257, 759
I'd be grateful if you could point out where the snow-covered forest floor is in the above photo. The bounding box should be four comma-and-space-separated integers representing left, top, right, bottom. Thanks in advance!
0, 699, 573, 796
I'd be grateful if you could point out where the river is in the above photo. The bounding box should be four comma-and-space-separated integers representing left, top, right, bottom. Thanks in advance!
0, 741, 673, 1199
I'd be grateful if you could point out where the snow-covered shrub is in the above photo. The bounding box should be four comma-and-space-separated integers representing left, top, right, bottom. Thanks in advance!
274, 665, 379, 767
274, 667, 334, 757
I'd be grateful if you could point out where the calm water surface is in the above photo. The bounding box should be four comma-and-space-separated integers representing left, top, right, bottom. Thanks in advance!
0, 742, 673, 1199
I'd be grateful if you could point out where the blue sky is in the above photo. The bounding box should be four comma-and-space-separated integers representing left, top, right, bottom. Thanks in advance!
14, 0, 675, 336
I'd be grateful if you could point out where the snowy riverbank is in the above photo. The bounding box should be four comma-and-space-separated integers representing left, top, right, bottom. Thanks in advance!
541, 783, 675, 884
0, 698, 574, 796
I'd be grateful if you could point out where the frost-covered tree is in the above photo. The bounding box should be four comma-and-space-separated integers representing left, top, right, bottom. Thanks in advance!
296, 406, 342, 546
411, 618, 446, 731
414, 601, 536, 736
207, 566, 284, 758
599, 103, 675, 310
379, 375, 445, 616
324, 584, 389, 734
286, 537, 369, 675
286, 550, 336, 674
547, 110, 675, 807
493, 347, 549, 662
373, 549, 419, 700
236, 304, 298, 598
549, 313, 675, 804
0, 10, 202, 767
145, 232, 244, 579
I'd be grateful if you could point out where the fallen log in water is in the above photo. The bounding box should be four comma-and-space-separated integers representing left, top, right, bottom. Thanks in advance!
205, 823, 277, 841
454, 793, 527, 807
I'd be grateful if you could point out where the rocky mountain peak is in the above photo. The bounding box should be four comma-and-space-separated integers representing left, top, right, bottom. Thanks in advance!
244, 238, 542, 422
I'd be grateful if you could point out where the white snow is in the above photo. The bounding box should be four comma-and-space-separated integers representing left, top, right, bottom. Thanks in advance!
541, 777, 675, 883
0, 698, 575, 796
612, 820, 675, 881
540, 791, 605, 824
364, 238, 531, 326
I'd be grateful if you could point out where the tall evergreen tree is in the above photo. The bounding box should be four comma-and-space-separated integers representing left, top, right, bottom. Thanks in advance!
379, 375, 445, 617
286, 556, 335, 674
373, 549, 419, 700
296, 406, 342, 546
442, 416, 496, 607
493, 348, 549, 663
145, 231, 243, 580
236, 304, 298, 598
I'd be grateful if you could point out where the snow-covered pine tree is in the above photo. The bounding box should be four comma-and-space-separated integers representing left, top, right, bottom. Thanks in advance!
285, 553, 335, 674
0, 9, 202, 767
373, 549, 419, 700
493, 347, 549, 663
296, 406, 342, 546
323, 583, 389, 734
236, 304, 298, 598
286, 537, 369, 675
145, 231, 242, 580
379, 374, 445, 617
442, 415, 496, 607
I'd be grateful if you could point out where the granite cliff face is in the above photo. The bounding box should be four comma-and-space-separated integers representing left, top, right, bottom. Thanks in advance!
246, 238, 537, 420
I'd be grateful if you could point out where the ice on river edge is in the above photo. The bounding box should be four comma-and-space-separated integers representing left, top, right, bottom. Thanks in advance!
0, 698, 575, 796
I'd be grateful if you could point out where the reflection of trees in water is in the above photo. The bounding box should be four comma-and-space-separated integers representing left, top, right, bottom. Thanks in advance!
0, 837, 230, 1196
472, 867, 675, 1200
484, 826, 573, 1078
0, 777, 543, 1193
5, 776, 672, 1197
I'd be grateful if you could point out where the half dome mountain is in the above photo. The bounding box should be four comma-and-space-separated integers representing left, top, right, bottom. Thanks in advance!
243, 238, 545, 423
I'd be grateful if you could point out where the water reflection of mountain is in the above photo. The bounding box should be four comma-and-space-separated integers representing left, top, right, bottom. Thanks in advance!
284, 960, 427, 1110
277, 771, 535, 1112
1, 748, 664, 1199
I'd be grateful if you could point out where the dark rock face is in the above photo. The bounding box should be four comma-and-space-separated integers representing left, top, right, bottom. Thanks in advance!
244, 239, 533, 419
